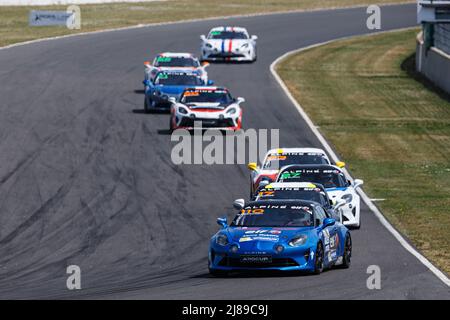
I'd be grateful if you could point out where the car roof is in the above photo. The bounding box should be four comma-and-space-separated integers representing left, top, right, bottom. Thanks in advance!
155, 69, 200, 76
245, 199, 320, 208
209, 26, 248, 33
262, 182, 326, 190
279, 164, 342, 173
182, 86, 227, 92
266, 147, 328, 155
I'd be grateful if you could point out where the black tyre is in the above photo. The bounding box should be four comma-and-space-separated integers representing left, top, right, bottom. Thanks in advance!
313, 242, 324, 275
209, 268, 228, 277
144, 97, 150, 113
341, 233, 352, 269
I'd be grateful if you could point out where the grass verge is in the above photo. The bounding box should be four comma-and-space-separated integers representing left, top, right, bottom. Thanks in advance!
277, 29, 450, 274
0, 0, 411, 48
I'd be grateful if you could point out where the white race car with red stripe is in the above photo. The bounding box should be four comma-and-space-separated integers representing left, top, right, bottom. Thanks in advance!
144, 52, 209, 84
200, 27, 257, 62
170, 87, 244, 131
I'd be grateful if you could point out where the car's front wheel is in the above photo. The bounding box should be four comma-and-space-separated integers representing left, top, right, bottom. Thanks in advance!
341, 233, 352, 268
313, 242, 324, 275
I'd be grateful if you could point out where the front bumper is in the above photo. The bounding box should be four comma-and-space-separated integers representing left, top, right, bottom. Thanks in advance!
202, 49, 254, 62
209, 247, 315, 272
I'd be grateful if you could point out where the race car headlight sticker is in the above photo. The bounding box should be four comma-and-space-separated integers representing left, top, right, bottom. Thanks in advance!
226, 107, 237, 115
205, 43, 213, 48
274, 244, 284, 253
216, 234, 229, 246
241, 43, 249, 49
342, 194, 353, 203
178, 107, 189, 115
288, 235, 307, 247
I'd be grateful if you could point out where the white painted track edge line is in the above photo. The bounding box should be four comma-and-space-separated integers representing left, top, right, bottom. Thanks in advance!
269, 28, 450, 287
0, 2, 413, 51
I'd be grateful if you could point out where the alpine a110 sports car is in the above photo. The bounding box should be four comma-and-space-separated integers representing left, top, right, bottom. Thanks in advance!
169, 87, 244, 131
200, 26, 257, 62
276, 165, 364, 229
251, 182, 343, 221
143, 70, 213, 112
143, 52, 209, 84
208, 200, 352, 275
247, 148, 340, 197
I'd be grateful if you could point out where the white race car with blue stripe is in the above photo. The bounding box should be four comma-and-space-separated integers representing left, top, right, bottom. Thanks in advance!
200, 26, 257, 62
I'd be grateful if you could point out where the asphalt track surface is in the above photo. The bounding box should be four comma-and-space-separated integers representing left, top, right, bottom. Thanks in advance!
0, 3, 449, 299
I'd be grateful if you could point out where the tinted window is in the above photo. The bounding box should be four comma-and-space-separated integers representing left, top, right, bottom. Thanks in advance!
154, 56, 199, 67
231, 205, 315, 227
263, 154, 329, 170
209, 31, 248, 39
278, 169, 347, 188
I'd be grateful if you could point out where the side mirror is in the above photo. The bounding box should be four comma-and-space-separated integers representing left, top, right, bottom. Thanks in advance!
354, 179, 364, 189
168, 97, 176, 104
233, 199, 245, 210
207, 79, 214, 85
336, 161, 346, 168
201, 61, 210, 67
257, 179, 270, 190
217, 217, 228, 228
247, 162, 258, 171
251, 35, 258, 40
323, 218, 336, 228
236, 97, 245, 104
200, 34, 206, 41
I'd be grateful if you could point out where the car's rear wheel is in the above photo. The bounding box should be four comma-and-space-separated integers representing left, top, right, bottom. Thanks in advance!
341, 234, 352, 268
313, 242, 324, 275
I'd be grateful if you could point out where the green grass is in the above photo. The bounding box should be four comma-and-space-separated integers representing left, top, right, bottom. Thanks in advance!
0, 0, 411, 47
277, 29, 450, 274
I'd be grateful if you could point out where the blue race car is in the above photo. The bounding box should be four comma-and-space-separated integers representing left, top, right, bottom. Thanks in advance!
143, 70, 213, 112
208, 199, 351, 276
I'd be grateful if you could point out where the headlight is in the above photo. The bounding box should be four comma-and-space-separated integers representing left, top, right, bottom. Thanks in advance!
216, 234, 229, 246
153, 90, 161, 96
205, 43, 213, 48
178, 107, 189, 115
226, 107, 237, 115
288, 235, 307, 247
342, 194, 353, 203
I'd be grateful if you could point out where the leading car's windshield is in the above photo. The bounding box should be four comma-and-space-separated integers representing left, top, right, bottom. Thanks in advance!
208, 31, 248, 40
263, 153, 328, 170
277, 169, 347, 189
181, 90, 233, 104
231, 205, 314, 227
155, 73, 203, 86
256, 188, 326, 205
154, 56, 199, 68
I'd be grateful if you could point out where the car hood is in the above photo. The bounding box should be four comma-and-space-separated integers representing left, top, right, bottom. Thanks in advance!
325, 187, 351, 200
156, 85, 192, 95
185, 102, 227, 110
205, 39, 251, 50
228, 227, 312, 244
